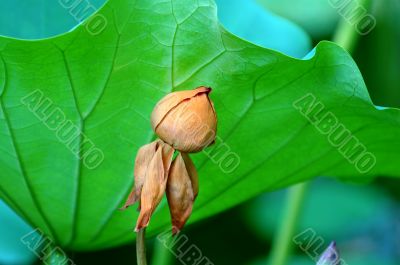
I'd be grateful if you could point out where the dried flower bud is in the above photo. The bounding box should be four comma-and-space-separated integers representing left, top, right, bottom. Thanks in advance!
166, 153, 199, 234
122, 86, 217, 234
151, 86, 217, 153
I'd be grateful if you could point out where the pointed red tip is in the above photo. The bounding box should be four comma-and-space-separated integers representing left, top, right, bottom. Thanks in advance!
172, 226, 181, 235
119, 205, 129, 211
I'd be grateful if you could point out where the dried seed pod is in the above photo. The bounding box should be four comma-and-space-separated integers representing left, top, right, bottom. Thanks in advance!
151, 86, 217, 153
166, 153, 198, 234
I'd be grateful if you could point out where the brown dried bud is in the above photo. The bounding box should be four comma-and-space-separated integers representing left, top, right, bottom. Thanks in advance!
151, 86, 217, 153
121, 87, 217, 234
166, 153, 199, 234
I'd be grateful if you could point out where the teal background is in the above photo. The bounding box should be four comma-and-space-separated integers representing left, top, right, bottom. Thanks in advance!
0, 0, 399, 264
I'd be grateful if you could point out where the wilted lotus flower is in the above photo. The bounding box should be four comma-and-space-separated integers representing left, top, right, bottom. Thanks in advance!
121, 87, 217, 234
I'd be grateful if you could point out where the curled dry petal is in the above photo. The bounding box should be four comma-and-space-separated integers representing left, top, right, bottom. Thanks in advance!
121, 140, 174, 225
181, 153, 199, 199
166, 153, 198, 234
159, 140, 175, 175
135, 148, 166, 231
135, 141, 174, 231
151, 86, 217, 153
120, 141, 158, 210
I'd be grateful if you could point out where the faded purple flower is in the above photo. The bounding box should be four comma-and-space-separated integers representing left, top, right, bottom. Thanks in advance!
317, 241, 340, 265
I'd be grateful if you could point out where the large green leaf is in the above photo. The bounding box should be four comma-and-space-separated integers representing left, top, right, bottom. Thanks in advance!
0, 0, 399, 251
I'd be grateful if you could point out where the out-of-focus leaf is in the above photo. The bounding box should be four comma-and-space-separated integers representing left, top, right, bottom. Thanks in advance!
0, 200, 37, 265
251, 255, 310, 265
247, 179, 395, 239
355, 0, 400, 108
341, 253, 398, 265
252, 253, 398, 265
257, 0, 340, 39
246, 179, 400, 264
216, 0, 311, 58
0, 0, 106, 39
0, 0, 399, 251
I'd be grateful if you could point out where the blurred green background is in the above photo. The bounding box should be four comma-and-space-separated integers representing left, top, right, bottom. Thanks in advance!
0, 0, 399, 264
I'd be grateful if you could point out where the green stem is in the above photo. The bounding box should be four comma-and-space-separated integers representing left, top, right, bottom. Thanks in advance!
333, 0, 373, 53
151, 235, 173, 265
42, 244, 66, 265
137, 229, 148, 265
268, 182, 310, 265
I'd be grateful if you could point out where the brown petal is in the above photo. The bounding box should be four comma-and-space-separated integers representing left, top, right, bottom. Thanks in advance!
166, 153, 196, 234
181, 153, 199, 199
120, 141, 158, 210
135, 147, 167, 231
137, 140, 174, 212
157, 140, 175, 177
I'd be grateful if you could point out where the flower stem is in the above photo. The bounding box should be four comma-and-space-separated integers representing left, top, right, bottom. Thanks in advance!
333, 0, 373, 53
42, 245, 66, 265
268, 182, 310, 265
151, 234, 173, 265
137, 229, 148, 265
